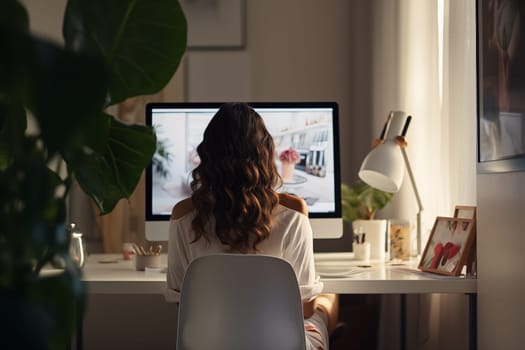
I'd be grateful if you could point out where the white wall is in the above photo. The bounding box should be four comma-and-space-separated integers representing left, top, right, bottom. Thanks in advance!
191, 0, 358, 183
477, 172, 525, 350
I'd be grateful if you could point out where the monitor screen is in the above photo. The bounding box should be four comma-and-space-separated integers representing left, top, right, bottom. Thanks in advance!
145, 102, 342, 240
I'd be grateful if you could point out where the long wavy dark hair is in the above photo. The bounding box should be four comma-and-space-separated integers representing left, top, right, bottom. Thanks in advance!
190, 103, 281, 252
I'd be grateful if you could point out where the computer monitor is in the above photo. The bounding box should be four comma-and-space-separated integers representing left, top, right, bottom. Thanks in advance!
145, 102, 343, 240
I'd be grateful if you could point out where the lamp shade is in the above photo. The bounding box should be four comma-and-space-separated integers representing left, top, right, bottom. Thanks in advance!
358, 140, 404, 193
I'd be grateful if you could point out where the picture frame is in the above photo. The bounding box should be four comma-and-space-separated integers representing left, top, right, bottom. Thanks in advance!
453, 205, 477, 275
418, 217, 476, 276
454, 205, 477, 221
476, 0, 525, 173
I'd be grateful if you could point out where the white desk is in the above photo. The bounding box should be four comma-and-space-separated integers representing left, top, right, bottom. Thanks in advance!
82, 252, 477, 295
79, 253, 477, 350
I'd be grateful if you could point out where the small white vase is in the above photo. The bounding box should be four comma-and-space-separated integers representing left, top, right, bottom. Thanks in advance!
352, 219, 388, 261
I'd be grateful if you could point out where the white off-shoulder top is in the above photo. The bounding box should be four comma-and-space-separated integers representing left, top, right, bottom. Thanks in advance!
165, 204, 323, 303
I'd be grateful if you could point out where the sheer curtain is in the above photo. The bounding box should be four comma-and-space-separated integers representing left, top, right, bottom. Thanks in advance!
368, 0, 477, 349
371, 0, 476, 246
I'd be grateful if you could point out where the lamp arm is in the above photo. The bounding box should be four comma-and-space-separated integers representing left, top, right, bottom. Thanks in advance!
379, 112, 394, 140
400, 147, 424, 255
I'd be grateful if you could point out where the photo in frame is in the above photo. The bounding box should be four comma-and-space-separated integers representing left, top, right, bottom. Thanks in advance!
477, 0, 525, 173
418, 217, 476, 276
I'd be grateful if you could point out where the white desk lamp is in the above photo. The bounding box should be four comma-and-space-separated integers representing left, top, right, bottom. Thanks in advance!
358, 111, 424, 255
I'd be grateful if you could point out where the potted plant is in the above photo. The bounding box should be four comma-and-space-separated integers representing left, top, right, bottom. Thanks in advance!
341, 179, 393, 221
0, 0, 186, 348
341, 179, 393, 260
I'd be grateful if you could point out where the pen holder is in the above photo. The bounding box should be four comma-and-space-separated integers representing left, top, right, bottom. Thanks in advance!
352, 219, 387, 261
135, 255, 161, 271
353, 242, 371, 261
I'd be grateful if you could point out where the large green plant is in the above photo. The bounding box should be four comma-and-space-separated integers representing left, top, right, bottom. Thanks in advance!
341, 179, 394, 221
0, 0, 186, 348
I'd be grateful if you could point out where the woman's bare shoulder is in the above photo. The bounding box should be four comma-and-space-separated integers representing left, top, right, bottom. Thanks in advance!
278, 192, 308, 215
171, 198, 194, 220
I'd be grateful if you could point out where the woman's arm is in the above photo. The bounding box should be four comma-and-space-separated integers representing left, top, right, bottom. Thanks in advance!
303, 299, 315, 318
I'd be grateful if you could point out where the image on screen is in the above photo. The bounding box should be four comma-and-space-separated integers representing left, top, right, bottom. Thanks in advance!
146, 102, 341, 223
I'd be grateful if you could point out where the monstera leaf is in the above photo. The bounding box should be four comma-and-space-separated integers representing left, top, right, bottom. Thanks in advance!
73, 114, 156, 214
60, 0, 187, 214
63, 0, 187, 105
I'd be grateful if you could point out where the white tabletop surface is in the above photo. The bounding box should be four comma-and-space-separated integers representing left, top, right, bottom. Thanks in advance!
80, 253, 477, 295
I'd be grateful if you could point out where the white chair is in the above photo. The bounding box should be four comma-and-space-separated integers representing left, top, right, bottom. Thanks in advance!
176, 254, 306, 350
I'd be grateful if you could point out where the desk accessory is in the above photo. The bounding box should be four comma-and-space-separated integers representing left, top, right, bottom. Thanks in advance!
453, 206, 477, 275
352, 220, 386, 260
122, 242, 135, 260
352, 227, 369, 260
358, 110, 424, 255
135, 255, 162, 271
341, 181, 393, 261
133, 244, 162, 271
389, 219, 411, 260
352, 241, 371, 261
418, 217, 476, 276
316, 266, 370, 278
69, 224, 87, 268
454, 205, 477, 220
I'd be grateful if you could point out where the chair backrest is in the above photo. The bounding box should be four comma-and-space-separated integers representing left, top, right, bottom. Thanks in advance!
176, 254, 306, 350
